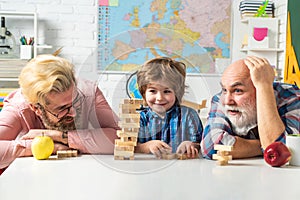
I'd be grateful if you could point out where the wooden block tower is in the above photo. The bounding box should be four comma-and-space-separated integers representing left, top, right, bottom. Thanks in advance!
212, 144, 233, 166
114, 99, 143, 160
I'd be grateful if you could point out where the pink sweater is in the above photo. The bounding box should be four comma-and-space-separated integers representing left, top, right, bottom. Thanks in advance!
0, 79, 120, 169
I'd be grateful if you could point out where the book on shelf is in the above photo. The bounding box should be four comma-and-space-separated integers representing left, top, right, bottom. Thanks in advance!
239, 0, 275, 19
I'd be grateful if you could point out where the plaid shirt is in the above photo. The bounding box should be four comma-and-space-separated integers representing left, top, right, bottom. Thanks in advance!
201, 82, 300, 159
138, 104, 203, 152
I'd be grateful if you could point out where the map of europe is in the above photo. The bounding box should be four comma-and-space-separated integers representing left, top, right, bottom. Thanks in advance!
98, 0, 231, 73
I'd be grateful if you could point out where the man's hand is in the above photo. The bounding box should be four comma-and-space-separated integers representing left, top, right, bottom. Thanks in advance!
136, 140, 172, 158
21, 129, 67, 145
53, 143, 71, 153
176, 141, 199, 158
244, 56, 275, 88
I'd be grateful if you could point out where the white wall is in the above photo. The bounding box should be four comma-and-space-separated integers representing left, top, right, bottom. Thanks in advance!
0, 0, 99, 74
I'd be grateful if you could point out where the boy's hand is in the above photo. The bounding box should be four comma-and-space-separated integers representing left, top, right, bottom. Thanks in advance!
136, 140, 172, 158
176, 141, 199, 158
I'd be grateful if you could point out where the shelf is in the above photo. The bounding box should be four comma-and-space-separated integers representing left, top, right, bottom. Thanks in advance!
241, 17, 276, 23
240, 48, 284, 52
0, 11, 36, 16
0, 77, 18, 82
36, 44, 53, 49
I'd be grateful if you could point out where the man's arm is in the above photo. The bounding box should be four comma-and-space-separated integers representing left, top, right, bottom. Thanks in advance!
244, 56, 285, 149
0, 140, 32, 169
231, 137, 262, 158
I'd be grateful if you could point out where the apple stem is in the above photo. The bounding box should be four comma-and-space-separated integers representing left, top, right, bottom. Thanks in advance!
42, 132, 44, 137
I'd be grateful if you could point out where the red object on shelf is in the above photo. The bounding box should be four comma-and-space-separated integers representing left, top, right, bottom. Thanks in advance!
253, 27, 268, 41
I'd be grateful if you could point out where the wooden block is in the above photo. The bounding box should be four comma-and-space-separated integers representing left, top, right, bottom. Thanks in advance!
114, 155, 135, 160
119, 108, 138, 114
121, 137, 129, 142
214, 144, 233, 152
117, 130, 138, 138
115, 139, 137, 146
119, 113, 140, 119
176, 153, 199, 160
217, 150, 230, 156
114, 156, 124, 160
124, 118, 140, 123
117, 136, 138, 143
177, 153, 187, 160
217, 158, 228, 166
115, 146, 135, 151
129, 137, 137, 142
212, 154, 219, 160
122, 99, 143, 105
122, 128, 139, 132
212, 154, 232, 161
114, 149, 134, 157
161, 153, 176, 160
118, 122, 140, 128
117, 131, 139, 138
119, 104, 141, 109
57, 150, 78, 158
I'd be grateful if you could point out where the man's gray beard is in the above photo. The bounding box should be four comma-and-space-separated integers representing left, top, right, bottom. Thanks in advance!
40, 108, 82, 132
223, 103, 257, 136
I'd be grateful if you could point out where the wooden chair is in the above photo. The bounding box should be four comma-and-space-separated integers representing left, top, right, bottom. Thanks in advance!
181, 99, 207, 113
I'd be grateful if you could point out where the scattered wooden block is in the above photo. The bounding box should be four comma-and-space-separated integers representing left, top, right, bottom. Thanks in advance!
57, 150, 78, 158
161, 153, 177, 160
176, 153, 187, 160
213, 144, 233, 166
214, 144, 233, 152
176, 153, 199, 160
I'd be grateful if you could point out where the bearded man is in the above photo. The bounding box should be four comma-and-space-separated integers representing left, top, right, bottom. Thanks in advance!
0, 55, 120, 171
201, 56, 300, 159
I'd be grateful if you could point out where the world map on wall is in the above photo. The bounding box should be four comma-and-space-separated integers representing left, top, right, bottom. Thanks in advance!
98, 0, 232, 73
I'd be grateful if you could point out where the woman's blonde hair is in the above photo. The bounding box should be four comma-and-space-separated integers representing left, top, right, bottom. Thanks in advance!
19, 54, 76, 106
137, 57, 186, 103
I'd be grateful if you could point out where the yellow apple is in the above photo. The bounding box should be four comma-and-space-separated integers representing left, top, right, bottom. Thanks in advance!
31, 134, 54, 160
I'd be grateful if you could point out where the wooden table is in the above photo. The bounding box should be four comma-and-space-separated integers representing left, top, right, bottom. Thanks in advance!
1, 154, 300, 200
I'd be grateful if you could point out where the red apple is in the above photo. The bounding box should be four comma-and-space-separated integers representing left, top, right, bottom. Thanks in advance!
264, 141, 291, 167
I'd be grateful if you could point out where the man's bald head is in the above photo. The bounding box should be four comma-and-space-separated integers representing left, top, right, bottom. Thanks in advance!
222, 59, 250, 81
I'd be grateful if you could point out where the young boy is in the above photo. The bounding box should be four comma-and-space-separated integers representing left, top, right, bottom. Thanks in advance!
135, 57, 203, 158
